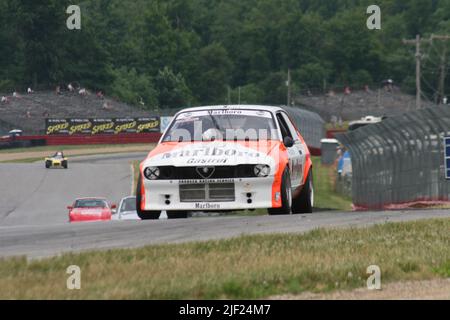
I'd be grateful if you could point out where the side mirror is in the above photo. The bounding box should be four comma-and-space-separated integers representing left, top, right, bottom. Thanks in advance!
283, 136, 295, 148
67, 206, 73, 210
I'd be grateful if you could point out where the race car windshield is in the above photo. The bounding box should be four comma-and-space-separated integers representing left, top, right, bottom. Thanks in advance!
75, 199, 107, 208
120, 198, 136, 213
163, 109, 279, 142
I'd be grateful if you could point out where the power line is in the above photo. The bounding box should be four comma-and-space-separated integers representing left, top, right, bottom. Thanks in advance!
403, 34, 450, 108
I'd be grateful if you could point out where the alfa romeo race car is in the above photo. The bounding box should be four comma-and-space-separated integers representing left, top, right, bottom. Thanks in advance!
45, 151, 68, 169
137, 105, 314, 220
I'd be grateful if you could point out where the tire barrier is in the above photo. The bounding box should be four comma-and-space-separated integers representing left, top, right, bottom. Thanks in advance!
336, 106, 450, 210
283, 106, 326, 153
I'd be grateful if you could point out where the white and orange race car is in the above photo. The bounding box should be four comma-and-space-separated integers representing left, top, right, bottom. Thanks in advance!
136, 105, 314, 220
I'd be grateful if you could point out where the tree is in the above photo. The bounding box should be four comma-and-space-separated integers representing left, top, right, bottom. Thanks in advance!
109, 67, 157, 108
14, 0, 71, 86
154, 67, 192, 108
190, 43, 232, 104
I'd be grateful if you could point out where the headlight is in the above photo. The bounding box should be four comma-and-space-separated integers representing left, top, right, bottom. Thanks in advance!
254, 164, 270, 177
144, 167, 160, 180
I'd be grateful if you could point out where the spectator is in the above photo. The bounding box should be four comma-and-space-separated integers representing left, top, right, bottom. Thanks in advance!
1, 96, 9, 104
43, 110, 50, 118
27, 87, 33, 94
102, 101, 112, 110
26, 110, 31, 118
382, 79, 394, 92
68, 83, 74, 92
364, 84, 371, 93
443, 96, 448, 105
79, 88, 87, 96
96, 90, 104, 99
344, 86, 352, 95
55, 86, 61, 95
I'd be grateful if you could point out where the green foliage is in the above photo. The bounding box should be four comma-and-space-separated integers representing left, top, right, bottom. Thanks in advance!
109, 67, 157, 108
2, 0, 450, 106
294, 63, 331, 90
190, 43, 232, 105
154, 67, 192, 108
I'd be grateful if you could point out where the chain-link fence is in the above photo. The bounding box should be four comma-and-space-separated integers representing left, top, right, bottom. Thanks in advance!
283, 106, 326, 150
336, 106, 450, 210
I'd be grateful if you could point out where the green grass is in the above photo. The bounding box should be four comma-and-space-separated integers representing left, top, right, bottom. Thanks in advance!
312, 157, 352, 211
0, 219, 448, 299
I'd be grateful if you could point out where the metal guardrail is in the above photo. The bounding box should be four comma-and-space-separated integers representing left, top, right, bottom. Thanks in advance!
283, 106, 326, 150
336, 106, 450, 209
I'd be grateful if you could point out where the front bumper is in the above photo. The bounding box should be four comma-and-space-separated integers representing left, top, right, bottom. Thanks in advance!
142, 177, 279, 211
69, 214, 111, 223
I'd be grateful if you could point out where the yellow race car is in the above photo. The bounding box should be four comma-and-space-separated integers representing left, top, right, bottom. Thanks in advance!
45, 151, 68, 169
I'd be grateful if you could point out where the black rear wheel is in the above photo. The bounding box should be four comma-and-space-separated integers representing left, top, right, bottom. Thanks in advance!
45, 161, 51, 169
136, 175, 161, 220
268, 168, 292, 215
62, 161, 68, 169
292, 170, 314, 214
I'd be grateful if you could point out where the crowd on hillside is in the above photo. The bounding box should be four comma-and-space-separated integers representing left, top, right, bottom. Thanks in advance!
0, 82, 115, 119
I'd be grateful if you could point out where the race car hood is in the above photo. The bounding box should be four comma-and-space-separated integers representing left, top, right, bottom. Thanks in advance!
70, 207, 110, 216
142, 141, 281, 168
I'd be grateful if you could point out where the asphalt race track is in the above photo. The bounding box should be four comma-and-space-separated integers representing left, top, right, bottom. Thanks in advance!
1, 152, 449, 259
0, 153, 147, 227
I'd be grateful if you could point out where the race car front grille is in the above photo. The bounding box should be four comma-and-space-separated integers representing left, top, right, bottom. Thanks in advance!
158, 165, 255, 180
179, 183, 235, 202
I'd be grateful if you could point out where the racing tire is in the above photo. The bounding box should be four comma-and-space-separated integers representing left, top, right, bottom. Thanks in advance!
136, 175, 160, 220
45, 161, 51, 169
268, 168, 292, 215
167, 211, 189, 219
292, 170, 314, 214
62, 161, 68, 169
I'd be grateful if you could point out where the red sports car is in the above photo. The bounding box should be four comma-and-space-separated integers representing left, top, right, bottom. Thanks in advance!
68, 198, 116, 223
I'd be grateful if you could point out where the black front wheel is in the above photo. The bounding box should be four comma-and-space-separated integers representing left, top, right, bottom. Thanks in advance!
136, 175, 161, 220
268, 168, 292, 215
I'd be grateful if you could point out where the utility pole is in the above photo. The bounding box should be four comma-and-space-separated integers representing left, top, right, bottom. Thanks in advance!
403, 34, 450, 108
403, 35, 429, 109
438, 45, 447, 104
415, 35, 422, 109
432, 35, 450, 104
238, 87, 241, 105
287, 68, 291, 106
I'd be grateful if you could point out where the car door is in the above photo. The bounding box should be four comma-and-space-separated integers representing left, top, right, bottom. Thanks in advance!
276, 112, 303, 188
